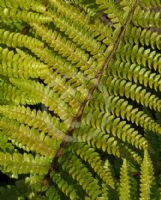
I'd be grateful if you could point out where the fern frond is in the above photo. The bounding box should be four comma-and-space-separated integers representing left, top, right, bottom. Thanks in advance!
108, 59, 161, 92
116, 43, 161, 73
0, 29, 43, 49
0, 0, 161, 198
139, 150, 155, 200
0, 80, 38, 105
123, 146, 142, 165
124, 24, 161, 50
0, 105, 67, 139
65, 0, 101, 17
50, 172, 79, 200
31, 24, 102, 79
25, 174, 46, 191
0, 8, 52, 24
0, 47, 49, 79
48, 0, 111, 44
0, 116, 57, 157
46, 10, 106, 56
83, 100, 148, 150
25, 47, 90, 92
67, 142, 117, 189
96, 0, 125, 26
73, 127, 122, 158
0, 180, 31, 200
0, 131, 14, 153
15, 48, 86, 108
103, 94, 161, 136
72, 126, 142, 164
9, 78, 75, 121
41, 71, 84, 110
100, 183, 110, 199
139, 0, 161, 7
103, 76, 161, 112
132, 6, 161, 28
58, 152, 102, 200
45, 186, 62, 200
0, 152, 49, 176
119, 159, 132, 200
0, 0, 47, 13
31, 23, 93, 64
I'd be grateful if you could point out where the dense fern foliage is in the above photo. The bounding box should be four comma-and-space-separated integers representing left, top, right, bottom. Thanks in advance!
0, 0, 161, 199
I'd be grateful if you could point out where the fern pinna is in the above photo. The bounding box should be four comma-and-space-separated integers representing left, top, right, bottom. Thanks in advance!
0, 0, 161, 199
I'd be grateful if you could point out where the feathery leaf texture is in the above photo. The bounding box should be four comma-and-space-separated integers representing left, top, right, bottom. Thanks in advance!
0, 0, 160, 199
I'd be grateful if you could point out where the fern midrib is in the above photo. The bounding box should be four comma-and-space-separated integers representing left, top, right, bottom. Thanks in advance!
52, 1, 139, 165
